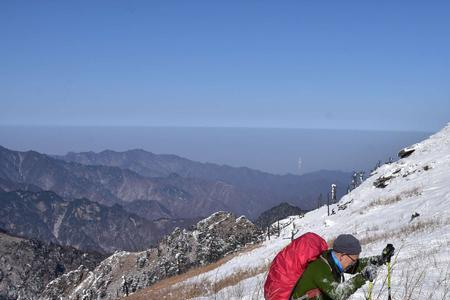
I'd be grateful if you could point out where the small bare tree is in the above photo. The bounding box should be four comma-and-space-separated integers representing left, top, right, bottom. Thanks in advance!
290, 223, 299, 241
277, 220, 280, 237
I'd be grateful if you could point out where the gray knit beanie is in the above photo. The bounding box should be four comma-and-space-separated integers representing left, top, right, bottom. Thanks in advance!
333, 234, 362, 255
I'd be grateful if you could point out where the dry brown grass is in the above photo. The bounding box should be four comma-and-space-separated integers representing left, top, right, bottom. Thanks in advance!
133, 264, 268, 300
359, 219, 441, 246
212, 264, 268, 294
362, 187, 421, 211
124, 243, 262, 300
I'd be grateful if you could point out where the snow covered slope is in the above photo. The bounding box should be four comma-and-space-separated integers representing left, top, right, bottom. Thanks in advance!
177, 123, 450, 299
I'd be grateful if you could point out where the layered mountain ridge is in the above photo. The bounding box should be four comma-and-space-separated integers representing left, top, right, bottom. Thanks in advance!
0, 146, 261, 220
56, 148, 352, 213
0, 190, 180, 253
1, 145, 351, 220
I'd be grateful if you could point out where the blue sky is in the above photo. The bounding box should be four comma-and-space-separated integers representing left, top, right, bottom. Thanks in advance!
1, 1, 449, 131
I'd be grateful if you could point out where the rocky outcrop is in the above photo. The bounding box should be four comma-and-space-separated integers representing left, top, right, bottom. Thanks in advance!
373, 159, 431, 189
0, 229, 104, 300
398, 146, 416, 158
41, 211, 262, 300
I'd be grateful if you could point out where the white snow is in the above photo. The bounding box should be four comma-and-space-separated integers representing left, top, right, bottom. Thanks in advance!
52, 207, 67, 239
180, 123, 450, 300
17, 152, 25, 180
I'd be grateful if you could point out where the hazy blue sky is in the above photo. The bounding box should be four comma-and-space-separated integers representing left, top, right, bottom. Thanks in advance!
1, 1, 449, 131
0, 126, 430, 175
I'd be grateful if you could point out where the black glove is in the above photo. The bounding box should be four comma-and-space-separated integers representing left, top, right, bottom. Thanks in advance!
369, 244, 396, 266
381, 244, 395, 264
361, 265, 378, 282
369, 255, 383, 266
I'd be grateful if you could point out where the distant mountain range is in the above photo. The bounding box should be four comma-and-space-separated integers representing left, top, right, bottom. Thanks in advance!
56, 148, 352, 214
0, 145, 261, 220
0, 190, 195, 253
0, 145, 351, 220
0, 145, 351, 254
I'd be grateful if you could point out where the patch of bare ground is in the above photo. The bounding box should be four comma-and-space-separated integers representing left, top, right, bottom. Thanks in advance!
124, 243, 262, 300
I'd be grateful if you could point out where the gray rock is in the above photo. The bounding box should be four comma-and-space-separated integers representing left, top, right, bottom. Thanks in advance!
398, 146, 416, 158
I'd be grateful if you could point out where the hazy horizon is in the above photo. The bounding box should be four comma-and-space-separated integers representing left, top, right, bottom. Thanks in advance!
0, 125, 431, 175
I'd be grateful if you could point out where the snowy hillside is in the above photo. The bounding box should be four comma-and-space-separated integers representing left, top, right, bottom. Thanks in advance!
136, 123, 450, 300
